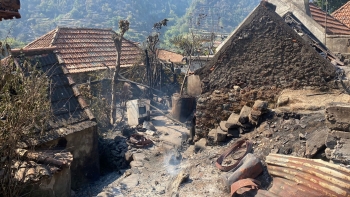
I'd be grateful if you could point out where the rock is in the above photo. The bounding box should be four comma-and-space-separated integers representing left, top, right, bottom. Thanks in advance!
120, 174, 139, 189
252, 100, 268, 112
277, 96, 289, 107
325, 130, 350, 164
194, 138, 207, 152
130, 160, 144, 168
326, 103, 350, 132
133, 153, 146, 161
216, 126, 227, 142
219, 121, 228, 132
239, 105, 252, 124
125, 152, 133, 163
233, 86, 241, 92
225, 113, 241, 129
299, 133, 306, 140
305, 127, 328, 158
143, 121, 156, 131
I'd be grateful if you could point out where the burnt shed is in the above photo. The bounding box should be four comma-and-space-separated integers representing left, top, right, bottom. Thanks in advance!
10, 47, 100, 190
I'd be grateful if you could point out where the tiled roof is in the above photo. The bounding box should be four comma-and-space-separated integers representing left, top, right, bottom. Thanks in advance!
23, 27, 143, 73
309, 3, 350, 35
332, 1, 350, 29
157, 49, 184, 63
9, 48, 95, 136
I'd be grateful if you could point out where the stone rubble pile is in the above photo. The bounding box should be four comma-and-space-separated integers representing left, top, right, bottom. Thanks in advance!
207, 100, 268, 145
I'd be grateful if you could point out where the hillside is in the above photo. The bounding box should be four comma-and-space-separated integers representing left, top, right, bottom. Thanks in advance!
0, 0, 260, 46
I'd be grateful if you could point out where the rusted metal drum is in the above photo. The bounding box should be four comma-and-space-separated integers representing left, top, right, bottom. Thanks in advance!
171, 93, 195, 122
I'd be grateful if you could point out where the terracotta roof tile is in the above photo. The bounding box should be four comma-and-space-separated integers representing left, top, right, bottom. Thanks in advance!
309, 3, 350, 35
332, 1, 350, 29
23, 27, 143, 73
157, 49, 184, 63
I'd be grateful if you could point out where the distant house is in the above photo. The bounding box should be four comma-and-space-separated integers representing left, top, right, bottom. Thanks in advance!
22, 27, 143, 82
4, 47, 100, 195
332, 1, 350, 29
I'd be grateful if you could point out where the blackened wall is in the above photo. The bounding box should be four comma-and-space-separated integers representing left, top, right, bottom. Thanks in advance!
194, 2, 337, 138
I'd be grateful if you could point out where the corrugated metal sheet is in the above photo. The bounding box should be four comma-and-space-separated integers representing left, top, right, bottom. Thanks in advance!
332, 1, 350, 29
23, 27, 143, 73
266, 154, 350, 197
309, 3, 350, 35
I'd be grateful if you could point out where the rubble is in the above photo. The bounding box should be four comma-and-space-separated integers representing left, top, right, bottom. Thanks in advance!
326, 103, 350, 132
325, 130, 350, 165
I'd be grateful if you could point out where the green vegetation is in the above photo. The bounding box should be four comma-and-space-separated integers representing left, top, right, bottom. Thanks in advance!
0, 0, 260, 48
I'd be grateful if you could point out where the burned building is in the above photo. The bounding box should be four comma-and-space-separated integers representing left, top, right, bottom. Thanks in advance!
193, 1, 338, 137
5, 47, 100, 194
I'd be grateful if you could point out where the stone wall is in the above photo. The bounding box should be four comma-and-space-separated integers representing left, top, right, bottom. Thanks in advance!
326, 35, 350, 54
194, 2, 337, 138
26, 168, 71, 197
65, 123, 100, 189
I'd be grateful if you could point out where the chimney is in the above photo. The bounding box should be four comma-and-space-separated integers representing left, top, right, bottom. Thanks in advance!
292, 0, 311, 16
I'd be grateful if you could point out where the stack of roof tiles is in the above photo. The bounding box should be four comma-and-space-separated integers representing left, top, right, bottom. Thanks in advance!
309, 3, 350, 35
332, 1, 350, 29
23, 27, 142, 73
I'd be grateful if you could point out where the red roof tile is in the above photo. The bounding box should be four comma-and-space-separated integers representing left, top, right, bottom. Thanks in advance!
23, 27, 142, 73
309, 3, 350, 35
332, 1, 350, 29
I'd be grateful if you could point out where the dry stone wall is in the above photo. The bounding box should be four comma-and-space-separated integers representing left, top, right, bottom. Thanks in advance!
194, 2, 338, 137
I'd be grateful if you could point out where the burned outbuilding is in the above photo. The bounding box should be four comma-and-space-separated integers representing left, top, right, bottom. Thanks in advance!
192, 1, 338, 137
4, 47, 100, 194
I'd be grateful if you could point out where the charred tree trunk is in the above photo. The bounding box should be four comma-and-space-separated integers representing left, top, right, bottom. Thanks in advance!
145, 49, 152, 98
110, 33, 123, 125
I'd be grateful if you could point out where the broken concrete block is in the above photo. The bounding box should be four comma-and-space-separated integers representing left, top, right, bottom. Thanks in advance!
194, 138, 207, 152
326, 104, 350, 132
216, 126, 227, 142
252, 100, 268, 112
305, 127, 328, 158
239, 106, 252, 124
225, 113, 241, 129
219, 121, 228, 132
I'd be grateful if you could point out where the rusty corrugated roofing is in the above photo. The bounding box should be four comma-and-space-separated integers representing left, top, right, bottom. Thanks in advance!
309, 3, 350, 35
266, 154, 350, 197
23, 27, 142, 73
332, 1, 350, 29
157, 49, 184, 63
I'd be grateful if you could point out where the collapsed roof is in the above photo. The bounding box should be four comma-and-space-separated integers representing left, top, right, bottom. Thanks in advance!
23, 27, 143, 73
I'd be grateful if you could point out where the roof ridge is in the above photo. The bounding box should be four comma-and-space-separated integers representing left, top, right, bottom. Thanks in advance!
331, 1, 350, 16
56, 26, 113, 31
51, 27, 60, 46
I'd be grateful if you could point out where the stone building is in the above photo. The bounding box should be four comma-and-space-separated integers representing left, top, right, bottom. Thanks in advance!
6, 47, 100, 195
192, 1, 337, 138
